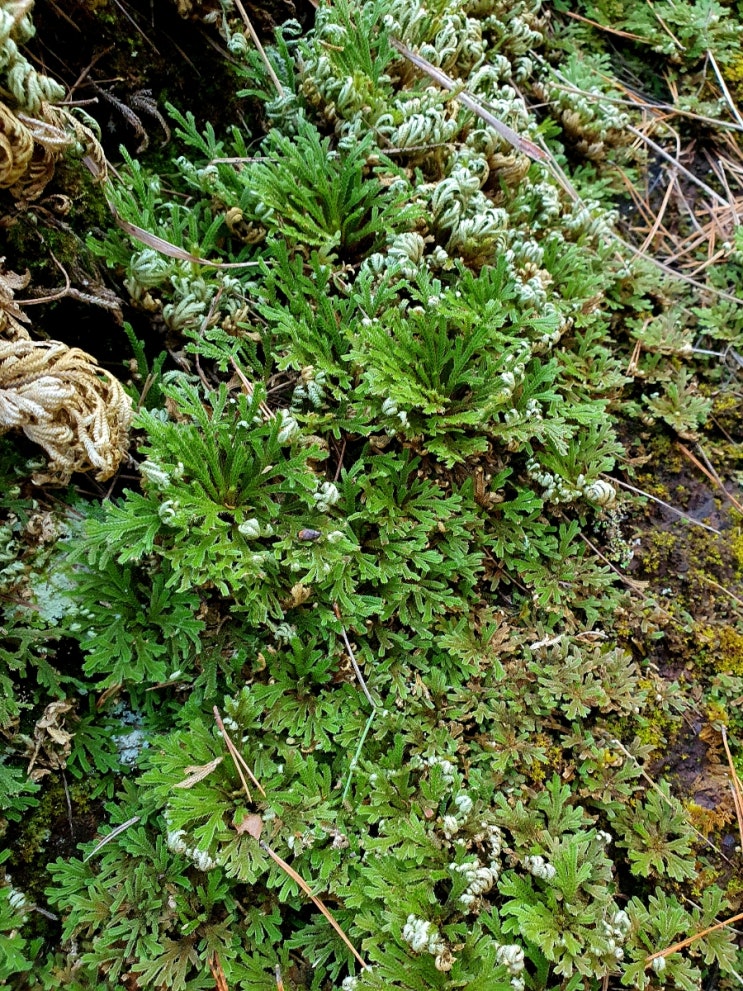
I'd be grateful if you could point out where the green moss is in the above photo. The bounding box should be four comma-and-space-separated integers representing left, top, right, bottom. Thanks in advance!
699, 625, 743, 676
7, 776, 101, 907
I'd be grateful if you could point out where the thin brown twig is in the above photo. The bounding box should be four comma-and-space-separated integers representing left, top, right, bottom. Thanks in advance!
560, 8, 650, 42
686, 247, 731, 278
579, 533, 649, 594
616, 166, 665, 230
698, 575, 743, 610
532, 143, 741, 303
61, 770, 74, 840
208, 952, 230, 991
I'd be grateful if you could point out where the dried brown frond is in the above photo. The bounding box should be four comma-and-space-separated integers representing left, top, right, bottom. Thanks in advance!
0, 99, 108, 200
0, 260, 31, 339
0, 336, 133, 484
0, 101, 34, 187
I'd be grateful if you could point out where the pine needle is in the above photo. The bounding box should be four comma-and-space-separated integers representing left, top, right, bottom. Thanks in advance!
260, 840, 367, 969
214, 706, 266, 800
645, 910, 743, 964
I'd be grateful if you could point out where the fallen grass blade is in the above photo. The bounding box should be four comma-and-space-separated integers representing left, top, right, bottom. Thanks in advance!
609, 477, 721, 534
391, 39, 548, 162
110, 205, 258, 268
83, 815, 140, 862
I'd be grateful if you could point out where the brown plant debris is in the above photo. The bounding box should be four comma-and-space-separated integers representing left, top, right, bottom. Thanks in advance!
0, 259, 31, 338
0, 98, 107, 200
25, 699, 74, 780
0, 337, 133, 483
0, 261, 132, 483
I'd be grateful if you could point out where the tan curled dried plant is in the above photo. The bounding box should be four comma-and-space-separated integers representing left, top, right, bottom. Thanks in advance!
0, 261, 132, 484
0, 99, 34, 186
0, 99, 107, 199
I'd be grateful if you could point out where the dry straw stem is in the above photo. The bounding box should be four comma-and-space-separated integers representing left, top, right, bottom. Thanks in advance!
542, 71, 743, 133
719, 726, 743, 853
608, 477, 722, 535
232, 0, 284, 96
83, 816, 141, 863
627, 123, 728, 209
607, 737, 731, 864
532, 59, 743, 305
333, 602, 376, 710
229, 358, 274, 421
578, 532, 649, 595
259, 841, 368, 970
560, 8, 651, 43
